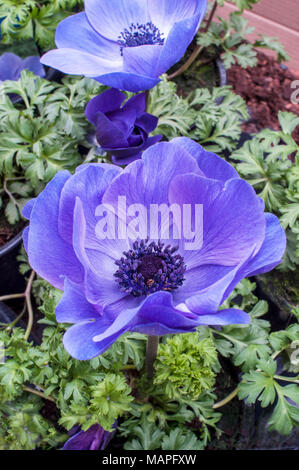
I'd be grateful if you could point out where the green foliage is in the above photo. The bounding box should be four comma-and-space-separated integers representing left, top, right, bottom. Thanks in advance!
0, 71, 102, 224
231, 111, 299, 271
120, 391, 221, 450
188, 85, 249, 153
161, 428, 204, 450
197, 278, 299, 436
60, 374, 133, 432
149, 79, 248, 153
0, 396, 66, 450
0, 0, 83, 51
197, 12, 289, 69
154, 335, 219, 399
216, 0, 260, 12
1, 272, 298, 449
123, 415, 166, 450
123, 416, 204, 451
254, 35, 290, 63
239, 359, 299, 435
198, 280, 271, 372
148, 78, 194, 139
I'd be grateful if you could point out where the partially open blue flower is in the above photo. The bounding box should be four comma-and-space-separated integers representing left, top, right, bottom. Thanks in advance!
86, 89, 161, 165
62, 423, 115, 450
22, 139, 286, 360
41, 0, 208, 92
0, 53, 45, 82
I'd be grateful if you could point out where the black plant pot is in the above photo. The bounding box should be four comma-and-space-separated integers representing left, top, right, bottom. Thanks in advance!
0, 300, 39, 344
216, 58, 227, 88
45, 67, 64, 83
0, 231, 26, 297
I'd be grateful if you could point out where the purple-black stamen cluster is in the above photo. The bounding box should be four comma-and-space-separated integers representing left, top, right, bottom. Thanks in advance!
114, 239, 186, 297
118, 22, 165, 56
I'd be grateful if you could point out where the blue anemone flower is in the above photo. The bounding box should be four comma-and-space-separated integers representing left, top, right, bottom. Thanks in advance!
22, 139, 286, 360
62, 423, 115, 450
41, 0, 208, 92
0, 52, 45, 82
85, 88, 162, 165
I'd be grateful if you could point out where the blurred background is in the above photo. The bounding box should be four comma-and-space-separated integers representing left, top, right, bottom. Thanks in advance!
215, 0, 299, 72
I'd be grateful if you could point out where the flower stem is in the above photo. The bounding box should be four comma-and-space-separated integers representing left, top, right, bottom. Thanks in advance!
213, 386, 239, 409
167, 45, 204, 80
145, 89, 151, 112
146, 335, 159, 380
23, 385, 56, 403
24, 271, 35, 341
0, 293, 25, 302
166, 0, 218, 81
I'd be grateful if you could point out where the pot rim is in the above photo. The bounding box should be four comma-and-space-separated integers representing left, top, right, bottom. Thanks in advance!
0, 229, 24, 258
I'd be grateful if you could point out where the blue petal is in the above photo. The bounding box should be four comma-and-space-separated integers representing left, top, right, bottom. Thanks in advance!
55, 12, 120, 60
243, 213, 286, 276
173, 264, 234, 305
41, 48, 122, 76
105, 106, 137, 139
72, 197, 127, 307
62, 425, 106, 451
0, 53, 22, 81
25, 171, 84, 290
58, 164, 121, 246
93, 71, 160, 92
184, 266, 240, 314
134, 291, 199, 332
95, 111, 130, 148
135, 113, 158, 133
171, 137, 240, 181
56, 278, 101, 324
155, 0, 208, 75
169, 174, 266, 267
96, 291, 198, 341
63, 318, 118, 360
149, 0, 200, 35
23, 226, 29, 253
193, 308, 250, 325
22, 198, 36, 220
103, 141, 199, 211
112, 153, 143, 166
85, 89, 126, 125
22, 56, 45, 78
123, 44, 163, 78
85, 0, 149, 42
92, 305, 140, 343
64, 300, 140, 359
122, 93, 146, 115
142, 134, 162, 149
134, 291, 249, 334
220, 213, 286, 302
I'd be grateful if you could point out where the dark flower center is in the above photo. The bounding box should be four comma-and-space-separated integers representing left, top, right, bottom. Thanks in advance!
114, 239, 186, 297
118, 22, 165, 56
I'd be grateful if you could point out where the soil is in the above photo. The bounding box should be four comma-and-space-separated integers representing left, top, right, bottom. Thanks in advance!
227, 51, 299, 144
0, 212, 25, 247
168, 39, 225, 96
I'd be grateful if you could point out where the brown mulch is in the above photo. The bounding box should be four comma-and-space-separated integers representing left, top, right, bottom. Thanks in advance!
227, 51, 299, 144
0, 212, 24, 247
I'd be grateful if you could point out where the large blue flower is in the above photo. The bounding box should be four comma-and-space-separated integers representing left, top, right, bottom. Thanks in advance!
0, 53, 45, 82
86, 88, 161, 165
23, 139, 286, 360
41, 0, 208, 92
